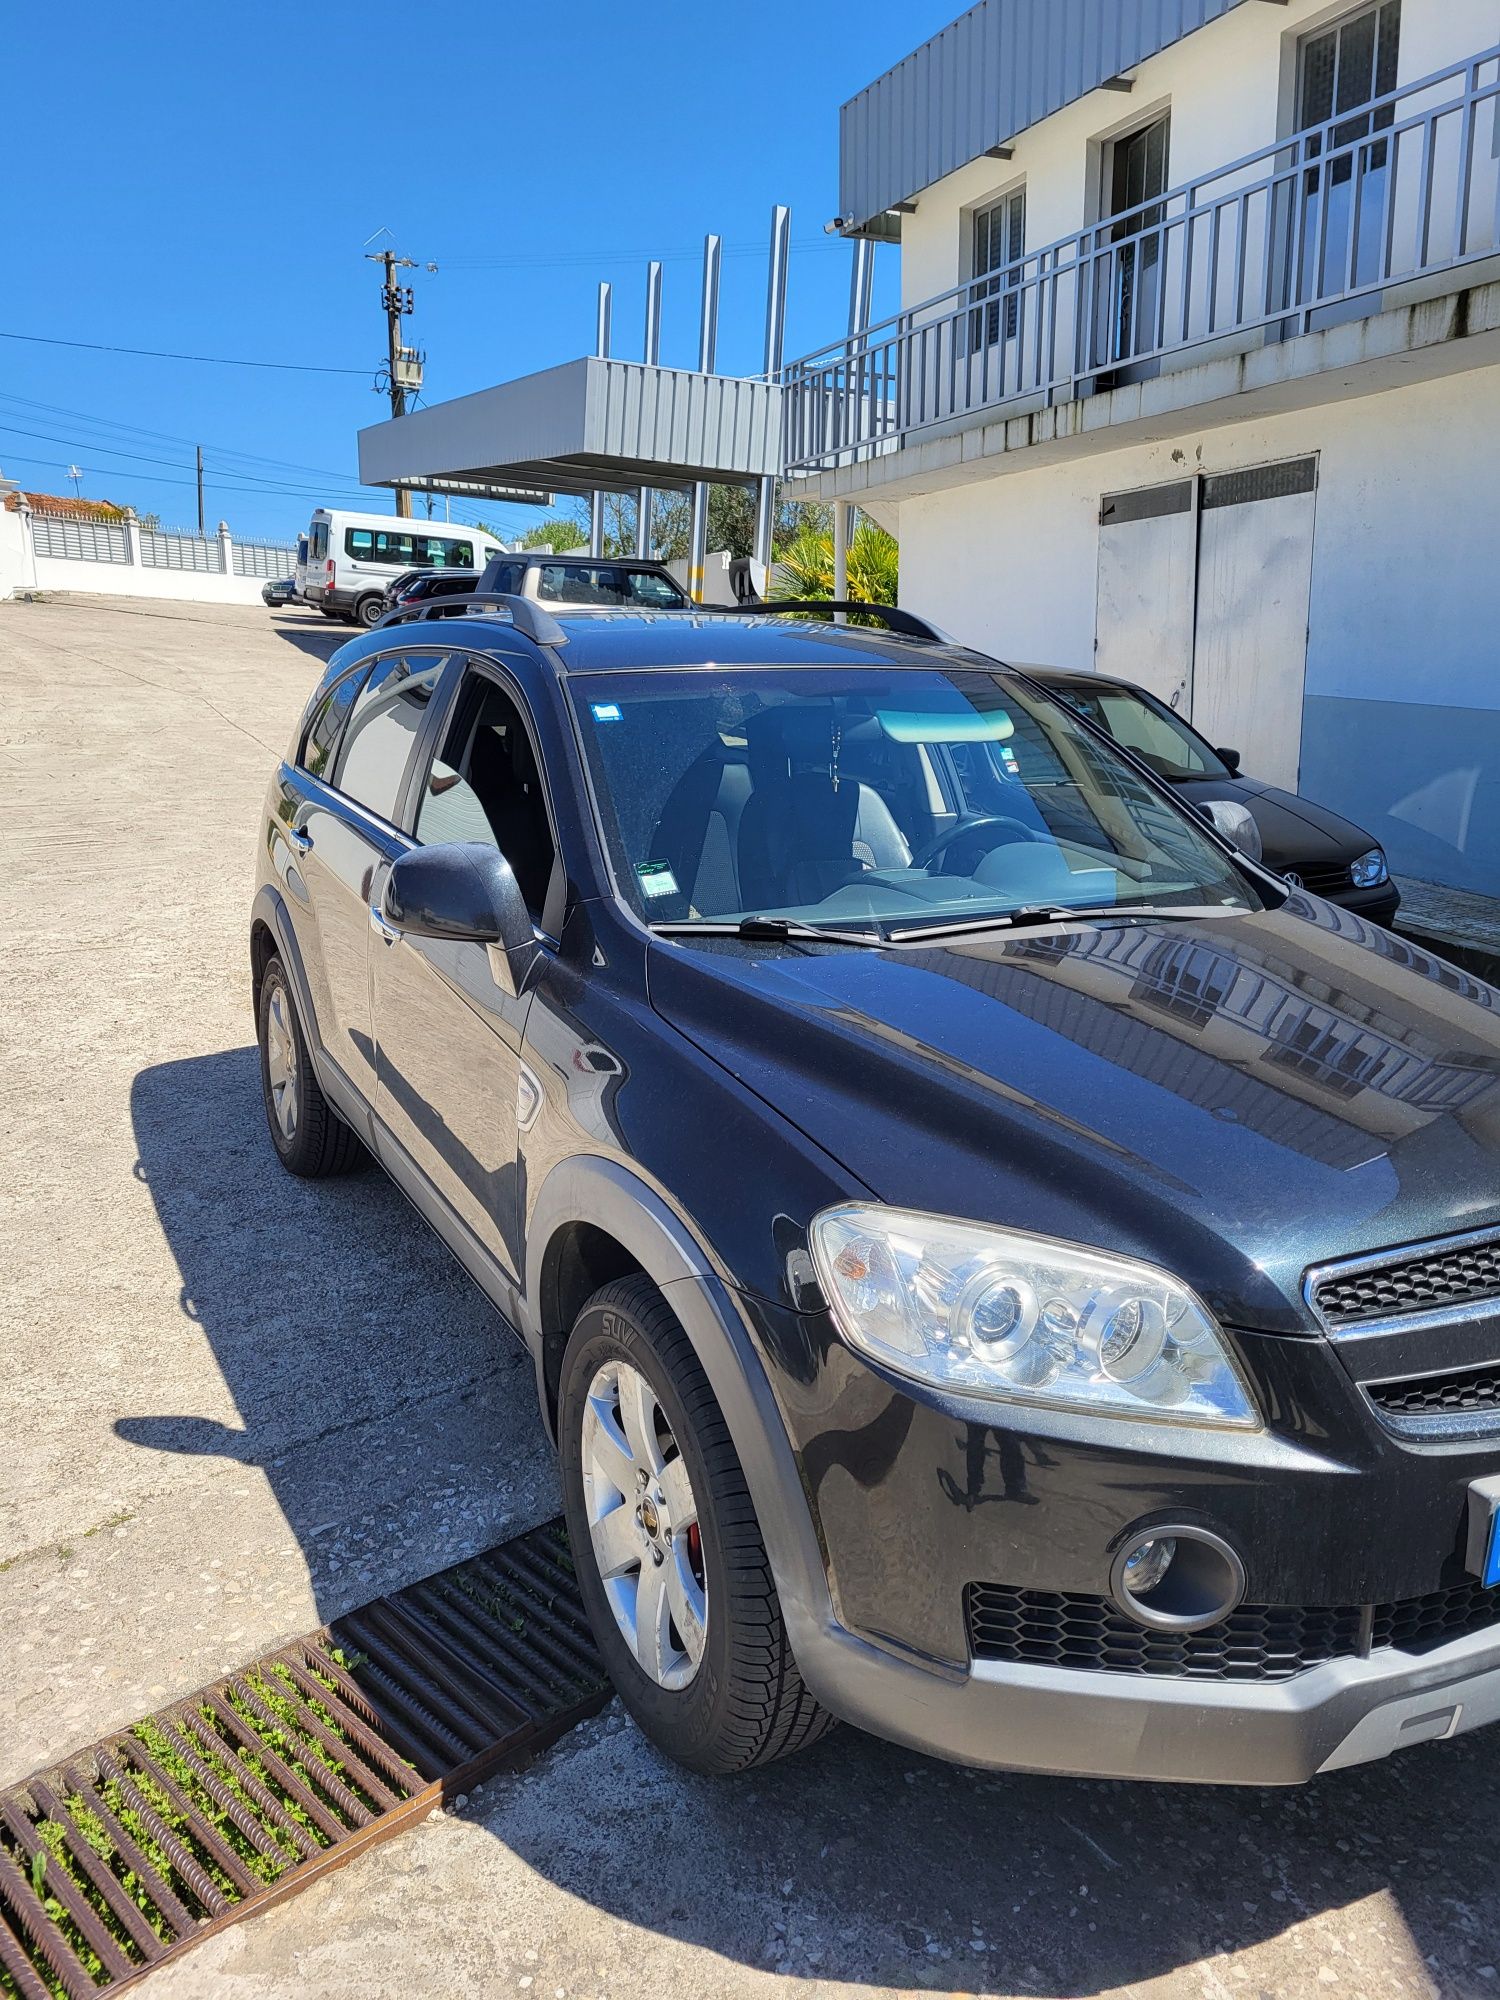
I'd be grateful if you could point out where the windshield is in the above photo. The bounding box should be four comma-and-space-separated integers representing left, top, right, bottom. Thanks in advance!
570, 667, 1260, 934
1046, 678, 1229, 784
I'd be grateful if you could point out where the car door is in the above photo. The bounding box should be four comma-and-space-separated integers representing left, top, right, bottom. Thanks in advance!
293, 648, 449, 1106
370, 654, 562, 1283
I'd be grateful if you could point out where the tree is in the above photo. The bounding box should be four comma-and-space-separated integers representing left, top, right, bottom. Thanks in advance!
773, 513, 899, 608
520, 515, 587, 552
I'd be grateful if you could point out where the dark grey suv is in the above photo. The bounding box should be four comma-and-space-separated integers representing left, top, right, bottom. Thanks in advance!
251, 594, 1500, 1783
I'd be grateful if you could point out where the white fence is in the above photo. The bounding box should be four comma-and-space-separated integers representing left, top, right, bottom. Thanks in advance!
0, 503, 297, 605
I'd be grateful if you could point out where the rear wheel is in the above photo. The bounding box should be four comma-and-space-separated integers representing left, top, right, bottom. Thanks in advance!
355, 593, 384, 629
559, 1274, 833, 1774
256, 957, 364, 1177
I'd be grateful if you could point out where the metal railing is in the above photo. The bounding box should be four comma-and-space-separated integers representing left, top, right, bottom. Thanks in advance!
783, 45, 1500, 474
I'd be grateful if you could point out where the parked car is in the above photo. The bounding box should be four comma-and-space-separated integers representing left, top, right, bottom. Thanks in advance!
385, 569, 484, 613
476, 552, 690, 611
260, 576, 296, 608
1031, 667, 1400, 926
252, 604, 1500, 1787
380, 567, 426, 611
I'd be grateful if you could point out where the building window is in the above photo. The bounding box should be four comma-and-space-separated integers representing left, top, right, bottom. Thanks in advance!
1292, 0, 1402, 299
970, 188, 1026, 345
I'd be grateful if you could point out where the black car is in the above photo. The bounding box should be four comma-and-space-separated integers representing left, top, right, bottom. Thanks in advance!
1031, 668, 1399, 926
261, 576, 296, 607
387, 569, 484, 613
251, 596, 1500, 1786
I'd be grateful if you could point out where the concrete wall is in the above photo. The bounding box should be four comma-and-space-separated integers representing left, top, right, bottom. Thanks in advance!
898, 362, 1500, 893
0, 504, 32, 599
899, 0, 1500, 310
6, 513, 289, 606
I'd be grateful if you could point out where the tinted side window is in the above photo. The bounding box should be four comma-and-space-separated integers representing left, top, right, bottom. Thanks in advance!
625, 569, 687, 608
416, 666, 557, 923
301, 666, 372, 779
334, 652, 448, 822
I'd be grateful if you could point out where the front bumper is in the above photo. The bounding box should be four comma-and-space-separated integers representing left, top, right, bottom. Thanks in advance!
747, 1297, 1500, 1781
791, 1598, 1500, 1784
1329, 880, 1401, 926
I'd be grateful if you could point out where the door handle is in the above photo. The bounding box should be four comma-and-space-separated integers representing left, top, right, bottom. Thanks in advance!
289, 826, 313, 853
369, 902, 401, 946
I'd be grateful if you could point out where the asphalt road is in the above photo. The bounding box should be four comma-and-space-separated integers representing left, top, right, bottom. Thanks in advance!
3, 594, 1498, 2000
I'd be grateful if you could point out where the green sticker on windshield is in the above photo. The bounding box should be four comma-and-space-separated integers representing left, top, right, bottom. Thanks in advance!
636, 861, 680, 900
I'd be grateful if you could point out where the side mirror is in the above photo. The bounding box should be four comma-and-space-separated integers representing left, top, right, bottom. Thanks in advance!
1216, 747, 1242, 775
381, 842, 538, 995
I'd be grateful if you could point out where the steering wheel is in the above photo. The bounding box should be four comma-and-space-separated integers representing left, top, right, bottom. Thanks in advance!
913, 813, 1041, 873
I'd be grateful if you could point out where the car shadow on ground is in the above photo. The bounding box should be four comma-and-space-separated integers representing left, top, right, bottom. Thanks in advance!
267, 611, 348, 665
117, 1047, 555, 1632
118, 1052, 1500, 1995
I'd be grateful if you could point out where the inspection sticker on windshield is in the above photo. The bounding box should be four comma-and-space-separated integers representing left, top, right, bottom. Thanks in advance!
636, 861, 680, 900
591, 701, 623, 723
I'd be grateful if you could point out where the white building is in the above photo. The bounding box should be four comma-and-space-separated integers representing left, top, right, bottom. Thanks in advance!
788, 0, 1500, 902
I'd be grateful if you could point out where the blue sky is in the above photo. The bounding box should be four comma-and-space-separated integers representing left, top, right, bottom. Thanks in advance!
4, 2, 958, 545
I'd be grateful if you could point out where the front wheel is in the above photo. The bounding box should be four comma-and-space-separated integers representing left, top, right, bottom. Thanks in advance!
558, 1274, 833, 1774
256, 956, 365, 1177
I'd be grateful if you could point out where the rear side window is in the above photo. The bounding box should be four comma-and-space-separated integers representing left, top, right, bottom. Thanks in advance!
333, 652, 448, 822
533, 563, 685, 608
301, 666, 371, 779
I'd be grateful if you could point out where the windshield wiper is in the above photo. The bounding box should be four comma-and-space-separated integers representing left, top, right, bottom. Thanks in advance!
885, 903, 1251, 944
651, 916, 891, 948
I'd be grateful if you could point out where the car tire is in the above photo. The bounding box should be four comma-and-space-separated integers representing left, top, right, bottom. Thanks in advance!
559, 1273, 833, 1775
256, 956, 365, 1177
355, 594, 384, 629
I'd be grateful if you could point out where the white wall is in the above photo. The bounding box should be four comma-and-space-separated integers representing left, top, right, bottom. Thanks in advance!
899, 363, 1500, 703
0, 506, 33, 599
25, 553, 272, 605
898, 0, 1500, 311
897, 363, 1500, 890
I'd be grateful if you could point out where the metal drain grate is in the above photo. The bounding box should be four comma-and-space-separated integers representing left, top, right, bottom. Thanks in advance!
0, 1519, 609, 1998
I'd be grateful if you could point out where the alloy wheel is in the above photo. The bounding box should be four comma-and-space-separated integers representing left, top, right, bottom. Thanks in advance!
580, 1358, 707, 1690
264, 983, 300, 1141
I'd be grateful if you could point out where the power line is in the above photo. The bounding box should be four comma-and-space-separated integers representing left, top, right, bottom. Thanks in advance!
0, 392, 363, 485
0, 330, 368, 376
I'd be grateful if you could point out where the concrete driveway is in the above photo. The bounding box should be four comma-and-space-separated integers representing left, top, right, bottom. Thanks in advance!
2, 594, 1496, 1999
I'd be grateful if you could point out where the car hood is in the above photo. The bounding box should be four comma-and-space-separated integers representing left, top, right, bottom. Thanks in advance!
649, 900, 1500, 1332
1176, 776, 1375, 868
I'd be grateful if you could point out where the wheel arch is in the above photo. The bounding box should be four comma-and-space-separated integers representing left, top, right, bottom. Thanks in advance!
524, 1156, 833, 1645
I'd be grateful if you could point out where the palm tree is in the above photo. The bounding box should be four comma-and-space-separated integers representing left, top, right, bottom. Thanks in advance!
773, 513, 899, 611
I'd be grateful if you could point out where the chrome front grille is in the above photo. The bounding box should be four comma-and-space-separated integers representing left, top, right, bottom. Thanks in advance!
1308, 1230, 1500, 1330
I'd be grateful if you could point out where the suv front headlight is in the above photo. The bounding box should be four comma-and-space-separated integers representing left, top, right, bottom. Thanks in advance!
1349, 847, 1389, 889
809, 1206, 1258, 1429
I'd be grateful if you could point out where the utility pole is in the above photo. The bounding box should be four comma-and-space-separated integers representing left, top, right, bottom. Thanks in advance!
366, 247, 418, 518
196, 445, 205, 536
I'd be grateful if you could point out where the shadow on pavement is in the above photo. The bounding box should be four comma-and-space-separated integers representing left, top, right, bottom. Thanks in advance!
118, 1048, 546, 1622
117, 1056, 1500, 1994
268, 610, 347, 665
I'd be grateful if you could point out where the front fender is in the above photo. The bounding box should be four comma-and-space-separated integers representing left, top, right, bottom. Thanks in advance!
523, 1154, 835, 1650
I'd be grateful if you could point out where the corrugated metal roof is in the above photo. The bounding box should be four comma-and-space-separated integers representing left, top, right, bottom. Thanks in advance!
840, 0, 1253, 228
358, 357, 782, 500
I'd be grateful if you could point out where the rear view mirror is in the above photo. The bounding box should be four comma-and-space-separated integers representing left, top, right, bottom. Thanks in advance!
380, 842, 538, 994
1216, 747, 1242, 774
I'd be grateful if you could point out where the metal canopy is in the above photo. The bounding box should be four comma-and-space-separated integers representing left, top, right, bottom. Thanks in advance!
358, 355, 783, 503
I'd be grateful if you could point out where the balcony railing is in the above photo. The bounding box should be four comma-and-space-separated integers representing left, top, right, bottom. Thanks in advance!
783, 45, 1500, 475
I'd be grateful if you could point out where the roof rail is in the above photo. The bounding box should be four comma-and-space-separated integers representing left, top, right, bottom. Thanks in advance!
701, 600, 950, 643
375, 593, 570, 647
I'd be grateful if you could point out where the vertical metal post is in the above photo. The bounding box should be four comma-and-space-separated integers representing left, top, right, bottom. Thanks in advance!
687, 235, 722, 603
590, 282, 612, 558
753, 205, 791, 588
832, 500, 850, 622
195, 445, 205, 536
848, 236, 874, 339
637, 261, 663, 559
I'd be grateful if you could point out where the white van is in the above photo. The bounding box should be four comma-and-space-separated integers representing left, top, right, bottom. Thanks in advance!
304, 509, 502, 628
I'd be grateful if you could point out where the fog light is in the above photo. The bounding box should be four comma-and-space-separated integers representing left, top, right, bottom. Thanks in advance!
1121, 1536, 1176, 1598
1110, 1525, 1247, 1633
